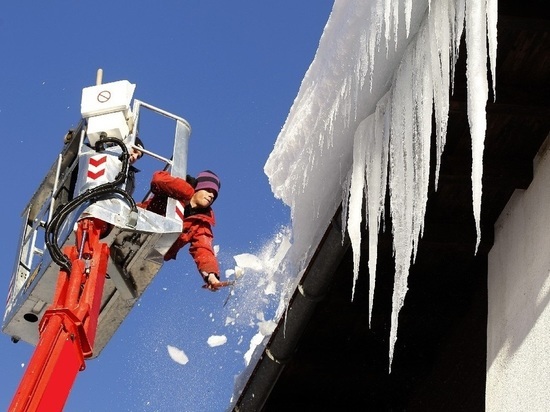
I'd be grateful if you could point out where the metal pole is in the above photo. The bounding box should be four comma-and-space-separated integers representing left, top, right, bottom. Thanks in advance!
96, 69, 103, 86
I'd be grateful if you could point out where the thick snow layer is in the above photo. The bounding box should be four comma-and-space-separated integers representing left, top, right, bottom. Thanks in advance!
264, 0, 496, 371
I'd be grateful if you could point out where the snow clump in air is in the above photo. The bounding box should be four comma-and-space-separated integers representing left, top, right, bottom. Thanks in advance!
166, 345, 189, 365
207, 335, 228, 347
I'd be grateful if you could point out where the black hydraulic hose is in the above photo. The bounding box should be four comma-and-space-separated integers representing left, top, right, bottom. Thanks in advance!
45, 137, 138, 272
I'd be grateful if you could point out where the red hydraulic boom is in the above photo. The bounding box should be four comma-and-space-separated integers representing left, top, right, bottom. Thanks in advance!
3, 75, 192, 411
9, 218, 110, 411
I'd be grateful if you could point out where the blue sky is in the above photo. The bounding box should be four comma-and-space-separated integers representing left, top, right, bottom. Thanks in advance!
0, 2, 333, 410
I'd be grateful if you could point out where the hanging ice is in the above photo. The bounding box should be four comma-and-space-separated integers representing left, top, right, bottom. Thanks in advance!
347, 93, 390, 323
344, 0, 496, 370
466, 0, 490, 253
265, 0, 497, 373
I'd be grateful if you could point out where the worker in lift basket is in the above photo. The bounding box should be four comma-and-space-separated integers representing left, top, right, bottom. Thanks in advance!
125, 136, 145, 196
138, 169, 222, 291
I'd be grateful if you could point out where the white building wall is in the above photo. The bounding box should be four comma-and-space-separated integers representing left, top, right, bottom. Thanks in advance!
487, 138, 550, 412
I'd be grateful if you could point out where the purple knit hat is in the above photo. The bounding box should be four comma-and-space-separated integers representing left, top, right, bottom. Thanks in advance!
194, 170, 221, 199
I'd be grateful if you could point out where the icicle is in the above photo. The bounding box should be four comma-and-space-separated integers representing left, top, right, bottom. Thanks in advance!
368, 0, 385, 91
486, 0, 498, 100
387, 47, 417, 371
450, 0, 466, 93
358, 31, 369, 96
365, 93, 391, 326
341, 169, 353, 245
383, 0, 392, 55
347, 118, 370, 300
430, 0, 451, 190
411, 25, 434, 260
465, 0, 489, 253
404, 0, 413, 38
391, 0, 400, 50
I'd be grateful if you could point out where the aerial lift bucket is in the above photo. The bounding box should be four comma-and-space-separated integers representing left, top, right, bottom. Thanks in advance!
3, 73, 192, 410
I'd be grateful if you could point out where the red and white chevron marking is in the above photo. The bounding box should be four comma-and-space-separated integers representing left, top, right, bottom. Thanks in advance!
87, 155, 107, 181
175, 200, 185, 222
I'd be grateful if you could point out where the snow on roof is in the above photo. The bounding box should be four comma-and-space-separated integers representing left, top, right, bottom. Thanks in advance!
263, 0, 496, 371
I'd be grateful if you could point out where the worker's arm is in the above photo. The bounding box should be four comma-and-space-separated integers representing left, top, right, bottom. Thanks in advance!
188, 225, 220, 276
150, 170, 194, 202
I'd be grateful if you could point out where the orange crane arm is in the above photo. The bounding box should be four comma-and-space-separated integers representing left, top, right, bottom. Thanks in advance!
9, 218, 110, 412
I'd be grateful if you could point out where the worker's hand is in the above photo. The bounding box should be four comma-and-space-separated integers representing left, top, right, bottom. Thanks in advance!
201, 271, 222, 292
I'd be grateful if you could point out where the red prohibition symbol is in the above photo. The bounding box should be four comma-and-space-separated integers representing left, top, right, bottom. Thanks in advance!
97, 90, 111, 103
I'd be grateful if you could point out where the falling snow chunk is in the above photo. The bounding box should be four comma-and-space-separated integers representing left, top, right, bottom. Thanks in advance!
207, 335, 227, 347
233, 253, 263, 271
166, 345, 189, 365
258, 320, 277, 336
226, 266, 245, 280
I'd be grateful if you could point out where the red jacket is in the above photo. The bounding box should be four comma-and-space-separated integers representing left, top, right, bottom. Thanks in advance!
139, 171, 219, 275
